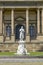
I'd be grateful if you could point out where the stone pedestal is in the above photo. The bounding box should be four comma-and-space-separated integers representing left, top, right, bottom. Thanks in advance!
17, 40, 27, 55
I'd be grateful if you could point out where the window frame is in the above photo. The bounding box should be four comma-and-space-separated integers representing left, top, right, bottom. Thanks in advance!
3, 10, 11, 40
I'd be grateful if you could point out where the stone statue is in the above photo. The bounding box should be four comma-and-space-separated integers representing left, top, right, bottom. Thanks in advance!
17, 26, 28, 55
19, 26, 25, 40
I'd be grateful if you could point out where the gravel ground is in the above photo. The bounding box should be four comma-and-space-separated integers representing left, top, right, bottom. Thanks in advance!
0, 58, 43, 62
0, 62, 43, 65
0, 58, 43, 65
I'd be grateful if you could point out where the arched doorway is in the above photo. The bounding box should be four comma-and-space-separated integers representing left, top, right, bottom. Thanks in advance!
15, 24, 25, 40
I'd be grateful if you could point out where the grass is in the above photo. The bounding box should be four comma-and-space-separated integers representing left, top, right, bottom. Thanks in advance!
0, 52, 43, 56
29, 52, 43, 56
0, 52, 15, 56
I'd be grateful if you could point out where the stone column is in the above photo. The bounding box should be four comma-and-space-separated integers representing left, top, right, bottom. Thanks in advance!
26, 9, 29, 35
42, 9, 43, 34
26, 9, 30, 42
11, 9, 15, 42
37, 9, 40, 35
11, 9, 14, 35
37, 9, 43, 42
0, 9, 3, 34
0, 9, 3, 42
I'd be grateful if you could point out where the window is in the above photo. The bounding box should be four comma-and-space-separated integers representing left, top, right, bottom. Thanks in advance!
3, 10, 11, 24
29, 10, 37, 40
29, 10, 37, 24
29, 25, 36, 40
6, 25, 11, 37
3, 10, 11, 38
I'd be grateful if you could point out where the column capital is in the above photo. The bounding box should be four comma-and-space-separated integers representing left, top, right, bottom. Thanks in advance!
26, 8, 29, 10
37, 8, 40, 12
11, 9, 14, 15
12, 8, 14, 11
37, 8, 40, 9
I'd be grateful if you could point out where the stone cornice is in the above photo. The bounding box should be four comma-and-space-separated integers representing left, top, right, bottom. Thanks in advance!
0, 1, 43, 8
0, 0, 43, 2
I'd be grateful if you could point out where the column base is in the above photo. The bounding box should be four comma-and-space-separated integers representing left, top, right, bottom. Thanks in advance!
26, 35, 30, 42
0, 35, 3, 42
11, 35, 15, 42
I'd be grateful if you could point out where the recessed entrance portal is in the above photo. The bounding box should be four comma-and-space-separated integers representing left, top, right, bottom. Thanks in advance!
15, 25, 25, 40
29, 24, 37, 40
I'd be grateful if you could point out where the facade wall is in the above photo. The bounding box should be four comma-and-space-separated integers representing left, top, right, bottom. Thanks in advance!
0, 1, 43, 52
0, 43, 43, 52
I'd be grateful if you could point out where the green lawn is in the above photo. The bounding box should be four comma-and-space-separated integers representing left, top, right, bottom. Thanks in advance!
0, 52, 15, 56
29, 52, 43, 56
0, 52, 43, 56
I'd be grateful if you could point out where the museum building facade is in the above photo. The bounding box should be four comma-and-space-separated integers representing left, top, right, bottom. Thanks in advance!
0, 0, 43, 52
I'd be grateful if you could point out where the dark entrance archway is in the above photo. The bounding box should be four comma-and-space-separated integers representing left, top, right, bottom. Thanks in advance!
15, 24, 25, 40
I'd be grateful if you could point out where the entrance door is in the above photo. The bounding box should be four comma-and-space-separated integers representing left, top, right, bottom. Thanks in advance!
29, 24, 37, 40
15, 25, 25, 40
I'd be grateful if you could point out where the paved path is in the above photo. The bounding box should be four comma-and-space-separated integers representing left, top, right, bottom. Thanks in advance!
0, 58, 43, 63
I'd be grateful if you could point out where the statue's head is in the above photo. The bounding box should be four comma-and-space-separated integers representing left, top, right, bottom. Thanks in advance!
21, 26, 23, 29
